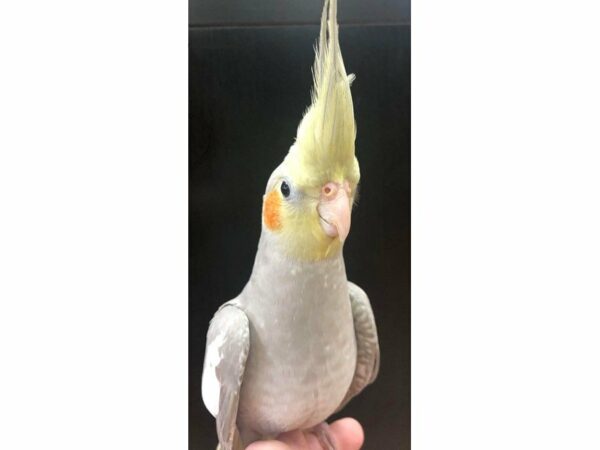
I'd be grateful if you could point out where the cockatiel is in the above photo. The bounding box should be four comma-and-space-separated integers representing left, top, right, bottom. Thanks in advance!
201, 0, 380, 449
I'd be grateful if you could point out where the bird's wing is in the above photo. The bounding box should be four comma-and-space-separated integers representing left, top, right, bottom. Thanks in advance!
336, 281, 380, 412
202, 301, 250, 450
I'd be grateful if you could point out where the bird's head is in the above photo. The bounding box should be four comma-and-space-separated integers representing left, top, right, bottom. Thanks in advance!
260, 0, 359, 262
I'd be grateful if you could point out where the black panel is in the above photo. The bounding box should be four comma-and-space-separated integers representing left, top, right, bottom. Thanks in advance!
189, 24, 410, 450
190, 0, 410, 27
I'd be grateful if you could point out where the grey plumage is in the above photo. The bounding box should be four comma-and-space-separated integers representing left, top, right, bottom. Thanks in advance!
335, 282, 380, 413
203, 303, 249, 450
202, 234, 379, 449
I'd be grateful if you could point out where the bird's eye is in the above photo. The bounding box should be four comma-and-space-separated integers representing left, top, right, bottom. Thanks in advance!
280, 181, 290, 198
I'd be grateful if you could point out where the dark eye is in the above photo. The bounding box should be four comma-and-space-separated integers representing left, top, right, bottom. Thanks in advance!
280, 181, 290, 198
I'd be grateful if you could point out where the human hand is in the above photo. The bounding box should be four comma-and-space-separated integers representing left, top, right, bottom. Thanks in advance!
245, 418, 364, 450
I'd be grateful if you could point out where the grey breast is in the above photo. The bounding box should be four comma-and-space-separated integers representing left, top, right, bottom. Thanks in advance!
235, 236, 357, 438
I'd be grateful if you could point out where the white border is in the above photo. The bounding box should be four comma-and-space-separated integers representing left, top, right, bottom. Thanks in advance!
413, 0, 600, 449
0, 0, 188, 448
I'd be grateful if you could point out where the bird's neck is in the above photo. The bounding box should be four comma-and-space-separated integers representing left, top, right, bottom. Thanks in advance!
240, 231, 348, 309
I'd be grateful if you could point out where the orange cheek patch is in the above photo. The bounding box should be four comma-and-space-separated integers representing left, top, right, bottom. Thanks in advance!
263, 190, 282, 230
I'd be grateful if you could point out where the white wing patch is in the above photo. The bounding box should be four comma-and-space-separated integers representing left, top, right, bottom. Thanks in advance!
202, 330, 226, 417
201, 303, 249, 449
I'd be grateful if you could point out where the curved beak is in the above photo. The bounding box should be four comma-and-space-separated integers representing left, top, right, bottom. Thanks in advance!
317, 182, 351, 242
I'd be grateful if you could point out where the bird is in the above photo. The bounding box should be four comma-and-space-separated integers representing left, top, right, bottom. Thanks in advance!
201, 0, 380, 448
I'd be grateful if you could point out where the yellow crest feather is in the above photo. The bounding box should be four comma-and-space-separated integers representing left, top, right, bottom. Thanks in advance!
285, 0, 360, 189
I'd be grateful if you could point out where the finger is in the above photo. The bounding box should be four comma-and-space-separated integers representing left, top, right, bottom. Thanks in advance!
278, 429, 309, 449
304, 431, 328, 450
245, 439, 291, 450
246, 429, 309, 450
329, 418, 364, 450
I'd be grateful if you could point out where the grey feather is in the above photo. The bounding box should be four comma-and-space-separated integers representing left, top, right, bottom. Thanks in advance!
336, 281, 380, 412
203, 302, 250, 450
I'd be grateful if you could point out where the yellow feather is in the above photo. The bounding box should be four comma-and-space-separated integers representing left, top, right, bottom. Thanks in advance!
284, 0, 360, 190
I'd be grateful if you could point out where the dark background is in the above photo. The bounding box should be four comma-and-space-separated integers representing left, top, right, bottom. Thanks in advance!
189, 1, 410, 448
